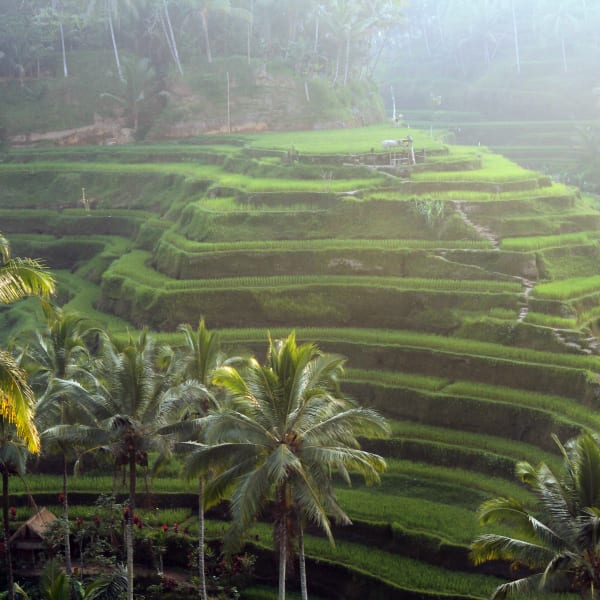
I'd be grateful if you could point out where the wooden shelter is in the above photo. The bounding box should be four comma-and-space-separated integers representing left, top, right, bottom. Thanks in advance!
9, 507, 57, 565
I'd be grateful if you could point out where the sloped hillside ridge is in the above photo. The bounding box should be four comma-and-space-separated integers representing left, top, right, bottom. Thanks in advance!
3, 125, 600, 598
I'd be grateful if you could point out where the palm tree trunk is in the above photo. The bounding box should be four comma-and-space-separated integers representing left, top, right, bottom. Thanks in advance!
59, 21, 68, 78
343, 34, 351, 85
298, 521, 307, 600
278, 516, 286, 600
511, 0, 521, 75
198, 477, 207, 600
2, 470, 14, 600
277, 485, 287, 600
107, 0, 124, 81
62, 451, 73, 577
162, 0, 184, 75
127, 450, 136, 600
200, 10, 213, 64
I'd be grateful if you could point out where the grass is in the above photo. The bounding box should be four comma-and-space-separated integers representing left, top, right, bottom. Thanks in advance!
159, 232, 492, 252
411, 153, 541, 183
369, 183, 574, 202
501, 231, 600, 251
386, 420, 561, 468
218, 327, 600, 372
245, 124, 446, 154
245, 521, 502, 599
4, 125, 600, 597
109, 250, 522, 293
443, 380, 600, 428
533, 276, 600, 300
523, 311, 579, 329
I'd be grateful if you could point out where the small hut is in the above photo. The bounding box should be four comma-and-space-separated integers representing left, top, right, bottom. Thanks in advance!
9, 507, 57, 566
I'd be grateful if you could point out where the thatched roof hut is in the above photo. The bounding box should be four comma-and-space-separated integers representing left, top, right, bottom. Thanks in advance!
9, 507, 57, 564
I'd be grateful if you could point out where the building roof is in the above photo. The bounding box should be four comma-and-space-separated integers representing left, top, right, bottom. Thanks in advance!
9, 507, 58, 545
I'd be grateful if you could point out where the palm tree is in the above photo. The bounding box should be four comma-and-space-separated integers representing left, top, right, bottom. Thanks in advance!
27, 306, 99, 578
0, 419, 28, 600
67, 330, 190, 600
185, 0, 232, 64
100, 55, 157, 132
186, 332, 389, 600
0, 234, 54, 599
86, 0, 140, 81
0, 232, 55, 452
538, 0, 581, 73
471, 432, 600, 599
322, 0, 376, 85
176, 318, 245, 600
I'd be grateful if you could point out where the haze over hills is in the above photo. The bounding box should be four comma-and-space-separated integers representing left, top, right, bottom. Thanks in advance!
3, 1, 600, 598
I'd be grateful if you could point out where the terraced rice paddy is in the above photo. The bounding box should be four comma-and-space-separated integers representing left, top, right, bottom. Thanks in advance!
3, 123, 600, 598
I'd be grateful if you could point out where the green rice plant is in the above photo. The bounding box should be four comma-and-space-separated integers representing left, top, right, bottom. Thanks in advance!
345, 368, 449, 391
159, 231, 491, 252
369, 184, 573, 203
533, 276, 600, 300
523, 311, 579, 329
215, 173, 388, 193
411, 153, 539, 184
443, 380, 600, 429
245, 124, 446, 154
383, 459, 534, 506
244, 521, 500, 598
487, 308, 517, 320
243, 586, 320, 600
54, 271, 133, 332
501, 232, 592, 251
386, 420, 561, 469
10, 472, 196, 495
219, 326, 600, 371
0, 160, 225, 179
335, 489, 483, 545
109, 250, 522, 294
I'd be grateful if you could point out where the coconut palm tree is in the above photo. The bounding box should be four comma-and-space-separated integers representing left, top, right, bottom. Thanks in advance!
0, 234, 54, 600
186, 332, 389, 600
62, 329, 196, 600
0, 232, 54, 452
86, 0, 140, 81
471, 432, 600, 599
27, 306, 99, 578
0, 418, 28, 600
176, 318, 246, 600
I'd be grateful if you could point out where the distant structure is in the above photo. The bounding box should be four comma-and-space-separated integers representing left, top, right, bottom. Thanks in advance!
9, 507, 57, 566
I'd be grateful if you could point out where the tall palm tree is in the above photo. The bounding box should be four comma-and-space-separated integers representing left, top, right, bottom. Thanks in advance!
0, 232, 55, 452
0, 419, 28, 600
86, 0, 140, 81
471, 432, 600, 598
176, 318, 245, 600
67, 330, 190, 600
0, 234, 54, 600
27, 306, 99, 578
186, 332, 389, 600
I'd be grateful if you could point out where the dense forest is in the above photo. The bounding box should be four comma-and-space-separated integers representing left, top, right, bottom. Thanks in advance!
1, 0, 599, 119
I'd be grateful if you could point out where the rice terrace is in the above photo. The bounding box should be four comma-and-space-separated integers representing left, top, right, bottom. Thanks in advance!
4, 1, 600, 599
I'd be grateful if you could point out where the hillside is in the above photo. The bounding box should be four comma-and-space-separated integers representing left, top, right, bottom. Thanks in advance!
2, 124, 600, 597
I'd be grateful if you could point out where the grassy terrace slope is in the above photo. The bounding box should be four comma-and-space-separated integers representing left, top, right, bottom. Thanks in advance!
3, 123, 600, 598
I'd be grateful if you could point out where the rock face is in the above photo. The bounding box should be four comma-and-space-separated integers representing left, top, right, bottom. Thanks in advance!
4, 66, 385, 146
10, 115, 134, 147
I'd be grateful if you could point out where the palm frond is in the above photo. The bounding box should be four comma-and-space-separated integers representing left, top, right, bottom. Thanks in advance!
470, 533, 553, 567
0, 257, 55, 304
0, 349, 39, 453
